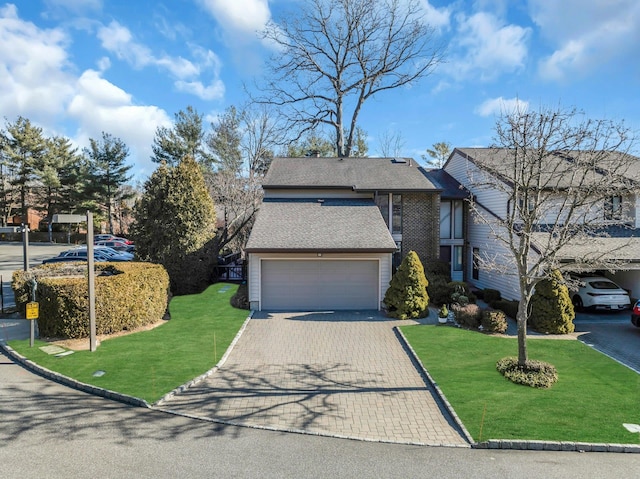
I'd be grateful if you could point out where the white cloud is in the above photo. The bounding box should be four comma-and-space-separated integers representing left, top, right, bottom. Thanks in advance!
197, 0, 270, 36
447, 12, 530, 81
419, 0, 451, 31
530, 0, 640, 81
68, 70, 172, 178
175, 79, 225, 101
96, 20, 222, 99
475, 97, 529, 117
0, 4, 75, 123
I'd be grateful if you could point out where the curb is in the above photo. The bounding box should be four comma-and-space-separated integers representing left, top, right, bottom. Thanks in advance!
0, 341, 150, 408
394, 325, 640, 454
154, 311, 253, 406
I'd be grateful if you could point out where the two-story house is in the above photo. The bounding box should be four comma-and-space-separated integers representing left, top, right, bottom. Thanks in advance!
245, 157, 442, 311
444, 147, 640, 300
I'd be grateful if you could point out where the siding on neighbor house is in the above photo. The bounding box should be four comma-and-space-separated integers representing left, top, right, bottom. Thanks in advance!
247, 252, 392, 310
401, 192, 440, 267
445, 151, 510, 218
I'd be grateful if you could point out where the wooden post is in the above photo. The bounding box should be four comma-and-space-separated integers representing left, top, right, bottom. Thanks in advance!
87, 211, 97, 352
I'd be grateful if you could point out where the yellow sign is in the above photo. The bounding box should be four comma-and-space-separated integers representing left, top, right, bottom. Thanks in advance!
26, 302, 39, 320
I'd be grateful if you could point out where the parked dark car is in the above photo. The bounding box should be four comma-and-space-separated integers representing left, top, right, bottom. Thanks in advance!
631, 300, 640, 327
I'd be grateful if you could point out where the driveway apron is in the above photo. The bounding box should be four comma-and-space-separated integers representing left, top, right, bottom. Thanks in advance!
158, 311, 468, 446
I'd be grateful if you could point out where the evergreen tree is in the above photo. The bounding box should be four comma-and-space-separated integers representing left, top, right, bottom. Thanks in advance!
84, 132, 132, 234
152, 106, 213, 168
530, 270, 575, 334
131, 156, 217, 294
207, 105, 242, 174
1, 117, 47, 223
383, 251, 430, 320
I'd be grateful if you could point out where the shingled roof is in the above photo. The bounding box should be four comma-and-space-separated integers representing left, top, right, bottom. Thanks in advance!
263, 157, 437, 191
245, 199, 397, 252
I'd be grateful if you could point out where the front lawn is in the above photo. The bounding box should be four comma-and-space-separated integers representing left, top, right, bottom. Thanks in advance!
9, 283, 248, 404
400, 325, 640, 444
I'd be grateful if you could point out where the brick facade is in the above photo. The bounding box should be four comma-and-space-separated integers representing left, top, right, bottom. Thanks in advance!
401, 192, 440, 267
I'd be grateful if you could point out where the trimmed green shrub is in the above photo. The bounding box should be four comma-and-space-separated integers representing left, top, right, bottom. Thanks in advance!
230, 283, 250, 310
496, 356, 558, 389
449, 281, 477, 304
14, 262, 169, 339
483, 288, 502, 306
530, 270, 575, 334
384, 251, 429, 320
493, 299, 520, 319
481, 309, 508, 334
427, 274, 451, 306
452, 303, 482, 328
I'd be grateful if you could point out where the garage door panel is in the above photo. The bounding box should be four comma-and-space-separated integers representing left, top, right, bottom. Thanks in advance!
261, 260, 378, 310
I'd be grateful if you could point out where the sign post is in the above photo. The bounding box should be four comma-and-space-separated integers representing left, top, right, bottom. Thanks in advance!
87, 211, 97, 352
27, 279, 38, 347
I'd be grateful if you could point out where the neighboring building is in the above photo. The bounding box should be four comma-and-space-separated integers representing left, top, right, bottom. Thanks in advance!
444, 147, 640, 300
245, 157, 441, 311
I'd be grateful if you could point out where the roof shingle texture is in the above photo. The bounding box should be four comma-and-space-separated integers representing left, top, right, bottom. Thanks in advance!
245, 199, 398, 252
263, 157, 436, 191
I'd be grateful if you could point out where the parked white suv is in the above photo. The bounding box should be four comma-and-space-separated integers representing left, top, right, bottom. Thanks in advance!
571, 276, 630, 311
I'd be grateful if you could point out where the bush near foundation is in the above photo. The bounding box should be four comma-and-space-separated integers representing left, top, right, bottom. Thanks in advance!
493, 299, 519, 319
451, 303, 482, 328
530, 270, 575, 334
384, 251, 429, 320
13, 262, 169, 339
481, 309, 508, 334
482, 288, 502, 306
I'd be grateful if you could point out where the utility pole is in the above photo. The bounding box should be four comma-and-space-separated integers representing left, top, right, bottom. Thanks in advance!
87, 211, 97, 352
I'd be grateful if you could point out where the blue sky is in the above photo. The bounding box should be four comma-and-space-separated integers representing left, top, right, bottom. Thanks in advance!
3, 0, 640, 180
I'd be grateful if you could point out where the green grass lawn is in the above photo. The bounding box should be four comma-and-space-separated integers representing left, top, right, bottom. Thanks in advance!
400, 325, 640, 444
9, 283, 248, 404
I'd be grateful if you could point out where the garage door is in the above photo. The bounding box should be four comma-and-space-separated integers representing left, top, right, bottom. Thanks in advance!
261, 260, 379, 310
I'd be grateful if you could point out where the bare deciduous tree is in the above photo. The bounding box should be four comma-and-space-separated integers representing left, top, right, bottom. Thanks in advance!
258, 0, 444, 157
465, 106, 638, 366
377, 129, 406, 157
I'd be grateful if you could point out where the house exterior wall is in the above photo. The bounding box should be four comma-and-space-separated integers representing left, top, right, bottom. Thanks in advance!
247, 252, 392, 310
446, 151, 510, 217
402, 192, 440, 267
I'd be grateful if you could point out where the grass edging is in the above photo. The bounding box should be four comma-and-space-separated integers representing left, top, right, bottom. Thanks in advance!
396, 326, 640, 453
154, 311, 253, 406
395, 327, 475, 444
0, 341, 150, 408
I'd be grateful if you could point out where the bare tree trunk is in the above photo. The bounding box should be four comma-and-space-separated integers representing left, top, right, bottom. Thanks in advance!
517, 298, 528, 366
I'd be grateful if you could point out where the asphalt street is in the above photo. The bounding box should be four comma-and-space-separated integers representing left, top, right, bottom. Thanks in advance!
2, 242, 640, 477
2, 350, 640, 479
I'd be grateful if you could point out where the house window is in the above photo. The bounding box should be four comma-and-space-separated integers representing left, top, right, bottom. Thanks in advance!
472, 247, 480, 280
453, 245, 463, 271
440, 245, 451, 265
453, 201, 464, 239
378, 194, 389, 226
440, 200, 464, 239
440, 201, 451, 239
605, 195, 622, 220
392, 194, 402, 234
376, 193, 402, 234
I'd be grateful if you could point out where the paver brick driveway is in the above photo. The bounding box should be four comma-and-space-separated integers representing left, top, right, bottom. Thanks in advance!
159, 311, 469, 446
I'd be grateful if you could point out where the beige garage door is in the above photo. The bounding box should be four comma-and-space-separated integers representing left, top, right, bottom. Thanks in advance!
261, 260, 379, 310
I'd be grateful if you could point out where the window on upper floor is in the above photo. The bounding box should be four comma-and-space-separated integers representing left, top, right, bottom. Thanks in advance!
376, 193, 402, 234
440, 200, 464, 239
605, 195, 622, 221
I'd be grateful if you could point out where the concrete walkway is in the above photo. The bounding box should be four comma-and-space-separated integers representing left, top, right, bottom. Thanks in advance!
158, 311, 469, 447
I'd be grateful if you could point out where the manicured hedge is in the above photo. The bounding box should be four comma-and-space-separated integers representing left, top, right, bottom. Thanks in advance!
13, 262, 169, 339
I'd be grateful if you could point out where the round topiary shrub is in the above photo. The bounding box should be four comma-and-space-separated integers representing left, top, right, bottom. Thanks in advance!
383, 251, 429, 320
451, 303, 482, 328
481, 309, 508, 334
496, 356, 558, 389
530, 270, 575, 334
